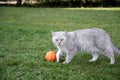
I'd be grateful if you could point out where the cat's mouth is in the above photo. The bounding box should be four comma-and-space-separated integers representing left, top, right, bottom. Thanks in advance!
58, 43, 61, 45
57, 42, 63, 46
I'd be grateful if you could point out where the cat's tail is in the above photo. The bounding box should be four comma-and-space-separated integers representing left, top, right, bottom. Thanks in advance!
113, 46, 120, 54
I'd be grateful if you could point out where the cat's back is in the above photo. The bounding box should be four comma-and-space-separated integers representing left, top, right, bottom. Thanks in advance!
74, 28, 104, 32
72, 28, 109, 50
74, 28, 106, 36
72, 28, 109, 43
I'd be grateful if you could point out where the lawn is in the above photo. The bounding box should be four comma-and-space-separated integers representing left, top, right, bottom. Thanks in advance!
0, 7, 120, 80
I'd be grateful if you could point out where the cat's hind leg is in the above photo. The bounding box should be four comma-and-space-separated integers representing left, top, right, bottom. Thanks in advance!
104, 49, 115, 64
89, 53, 99, 62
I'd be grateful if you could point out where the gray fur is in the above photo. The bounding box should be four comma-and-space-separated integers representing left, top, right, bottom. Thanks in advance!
52, 28, 120, 64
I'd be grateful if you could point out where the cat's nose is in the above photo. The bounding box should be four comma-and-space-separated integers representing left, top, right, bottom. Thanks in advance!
58, 42, 61, 45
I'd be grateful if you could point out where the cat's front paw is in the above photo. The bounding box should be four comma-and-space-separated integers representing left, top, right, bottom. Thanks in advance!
89, 59, 95, 62
63, 61, 68, 64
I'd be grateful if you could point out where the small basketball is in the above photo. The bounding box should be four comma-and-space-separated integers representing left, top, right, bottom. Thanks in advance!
45, 51, 56, 61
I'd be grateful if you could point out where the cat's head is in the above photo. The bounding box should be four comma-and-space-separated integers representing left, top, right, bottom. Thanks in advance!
52, 31, 67, 46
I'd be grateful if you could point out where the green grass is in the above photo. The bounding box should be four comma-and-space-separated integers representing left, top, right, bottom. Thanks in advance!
0, 7, 120, 80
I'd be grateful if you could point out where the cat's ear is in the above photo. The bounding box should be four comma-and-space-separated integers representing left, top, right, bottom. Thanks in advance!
64, 31, 67, 33
64, 31, 67, 34
64, 31, 67, 35
51, 31, 55, 36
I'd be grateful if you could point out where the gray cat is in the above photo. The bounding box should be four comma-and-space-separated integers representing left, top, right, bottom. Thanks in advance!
52, 28, 120, 64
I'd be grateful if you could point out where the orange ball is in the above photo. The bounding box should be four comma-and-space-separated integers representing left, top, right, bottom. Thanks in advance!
45, 51, 56, 61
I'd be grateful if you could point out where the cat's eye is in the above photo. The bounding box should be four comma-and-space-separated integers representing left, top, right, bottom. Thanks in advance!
61, 39, 64, 41
55, 39, 58, 41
